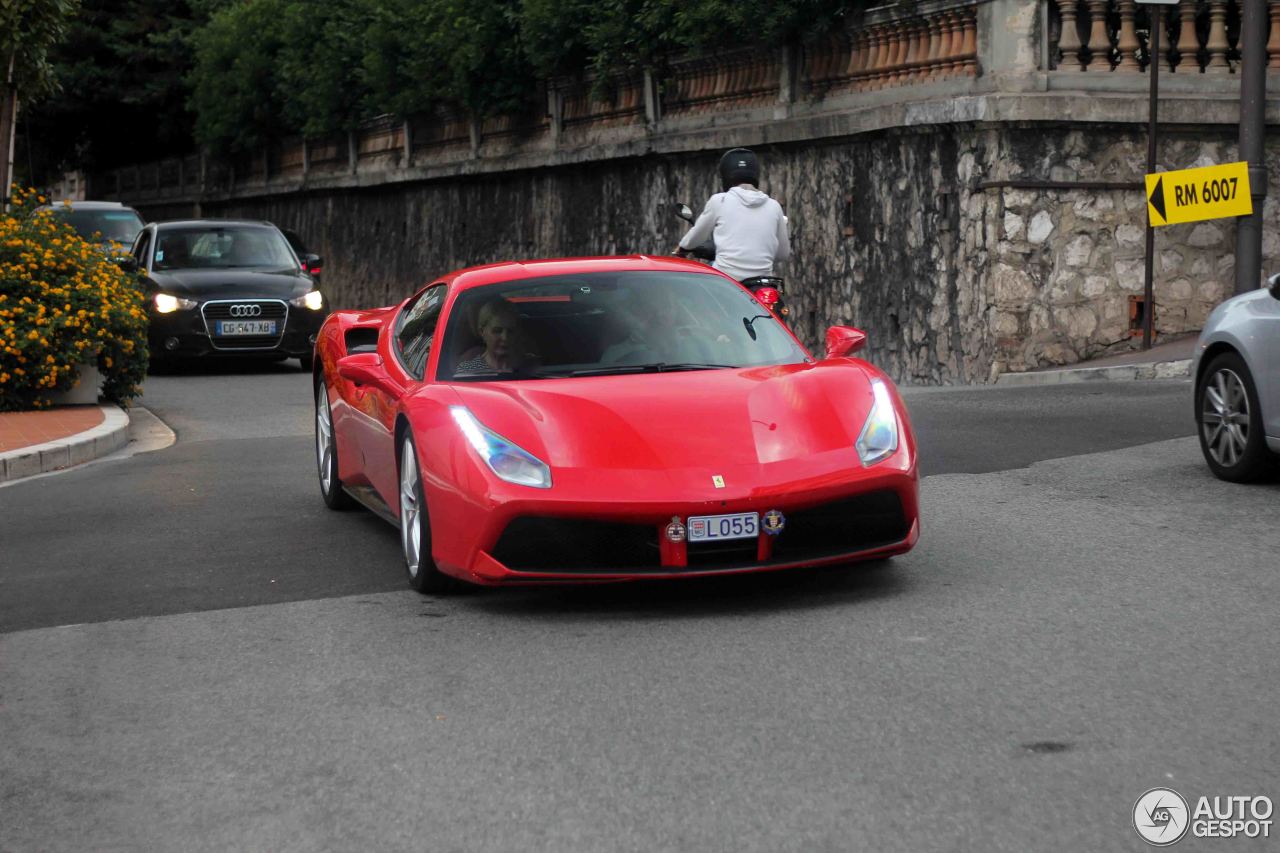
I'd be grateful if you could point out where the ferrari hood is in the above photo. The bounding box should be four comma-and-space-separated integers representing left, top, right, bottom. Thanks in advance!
148, 268, 312, 300
449, 361, 880, 471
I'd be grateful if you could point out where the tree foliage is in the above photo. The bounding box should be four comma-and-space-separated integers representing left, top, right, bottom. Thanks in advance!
0, 0, 81, 99
30, 0, 860, 163
188, 0, 290, 153
19, 0, 226, 180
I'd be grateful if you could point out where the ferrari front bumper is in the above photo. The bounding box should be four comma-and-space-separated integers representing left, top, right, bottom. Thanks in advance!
439, 467, 920, 585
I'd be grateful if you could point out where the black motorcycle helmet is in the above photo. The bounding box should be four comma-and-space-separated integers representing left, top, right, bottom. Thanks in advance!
718, 148, 760, 192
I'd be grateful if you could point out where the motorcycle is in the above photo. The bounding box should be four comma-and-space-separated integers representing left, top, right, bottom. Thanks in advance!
674, 203, 792, 326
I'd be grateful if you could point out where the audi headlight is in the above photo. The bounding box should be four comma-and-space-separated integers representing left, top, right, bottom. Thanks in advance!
153, 293, 197, 314
855, 379, 899, 466
290, 290, 324, 311
450, 406, 552, 488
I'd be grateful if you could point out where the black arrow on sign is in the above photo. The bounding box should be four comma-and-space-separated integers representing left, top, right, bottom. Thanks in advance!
1149, 176, 1167, 223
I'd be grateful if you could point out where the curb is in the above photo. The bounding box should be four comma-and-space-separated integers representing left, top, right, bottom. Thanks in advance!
995, 359, 1193, 387
0, 405, 131, 484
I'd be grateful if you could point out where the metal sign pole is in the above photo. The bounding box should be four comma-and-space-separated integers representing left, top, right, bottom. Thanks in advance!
1142, 3, 1161, 351
1235, 0, 1268, 295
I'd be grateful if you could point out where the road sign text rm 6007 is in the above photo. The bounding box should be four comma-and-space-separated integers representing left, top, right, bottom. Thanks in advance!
1145, 161, 1252, 227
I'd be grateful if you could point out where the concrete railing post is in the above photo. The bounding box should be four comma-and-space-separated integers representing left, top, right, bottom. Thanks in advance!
548, 86, 563, 148
978, 0, 1040, 86
643, 70, 660, 127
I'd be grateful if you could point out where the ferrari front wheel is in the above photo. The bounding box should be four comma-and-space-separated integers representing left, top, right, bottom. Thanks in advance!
316, 378, 353, 509
399, 434, 458, 594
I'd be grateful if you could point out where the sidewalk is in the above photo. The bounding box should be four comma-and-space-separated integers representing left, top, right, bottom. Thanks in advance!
0, 405, 131, 483
996, 334, 1198, 387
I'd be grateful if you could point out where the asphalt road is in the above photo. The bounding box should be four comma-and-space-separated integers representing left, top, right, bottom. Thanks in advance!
5, 366, 1276, 851
0, 366, 1197, 633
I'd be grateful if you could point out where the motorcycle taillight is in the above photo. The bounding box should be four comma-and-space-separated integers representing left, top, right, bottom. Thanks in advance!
756, 287, 780, 306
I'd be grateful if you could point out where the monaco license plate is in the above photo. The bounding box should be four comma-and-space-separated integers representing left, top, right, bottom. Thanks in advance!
216, 320, 276, 336
688, 512, 758, 542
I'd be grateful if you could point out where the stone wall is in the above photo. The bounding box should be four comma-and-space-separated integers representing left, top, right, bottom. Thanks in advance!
975, 128, 1280, 376
193, 120, 1278, 385
200, 130, 996, 384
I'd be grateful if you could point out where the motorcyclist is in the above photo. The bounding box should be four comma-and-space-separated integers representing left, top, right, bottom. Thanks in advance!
675, 148, 790, 282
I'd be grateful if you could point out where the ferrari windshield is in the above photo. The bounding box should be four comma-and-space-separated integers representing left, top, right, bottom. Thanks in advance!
152, 226, 297, 271
441, 271, 808, 381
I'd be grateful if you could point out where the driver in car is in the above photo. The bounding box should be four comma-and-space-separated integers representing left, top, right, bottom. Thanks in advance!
456, 299, 537, 374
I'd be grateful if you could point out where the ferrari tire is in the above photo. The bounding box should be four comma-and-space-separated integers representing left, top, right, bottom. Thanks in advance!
399, 434, 459, 594
315, 377, 353, 509
1196, 352, 1276, 483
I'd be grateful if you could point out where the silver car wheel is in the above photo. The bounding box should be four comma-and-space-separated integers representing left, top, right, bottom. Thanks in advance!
316, 384, 334, 494
400, 440, 421, 578
1202, 367, 1250, 468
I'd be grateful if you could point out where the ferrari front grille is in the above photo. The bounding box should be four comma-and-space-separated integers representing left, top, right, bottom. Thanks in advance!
493, 516, 661, 572
769, 490, 908, 563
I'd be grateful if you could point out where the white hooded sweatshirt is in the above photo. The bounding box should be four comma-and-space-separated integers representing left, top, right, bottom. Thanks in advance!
678, 185, 790, 281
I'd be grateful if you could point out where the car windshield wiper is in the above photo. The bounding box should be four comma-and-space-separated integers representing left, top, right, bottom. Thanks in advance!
451, 366, 547, 380
564, 362, 735, 377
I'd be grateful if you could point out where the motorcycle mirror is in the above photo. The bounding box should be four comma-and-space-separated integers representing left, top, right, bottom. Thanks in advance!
1268, 272, 1280, 301
675, 203, 694, 223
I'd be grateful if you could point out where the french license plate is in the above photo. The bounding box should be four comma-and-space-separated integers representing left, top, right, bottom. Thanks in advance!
688, 512, 758, 542
216, 320, 276, 336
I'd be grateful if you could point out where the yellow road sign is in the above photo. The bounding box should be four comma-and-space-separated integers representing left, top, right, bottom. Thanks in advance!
1146, 161, 1252, 226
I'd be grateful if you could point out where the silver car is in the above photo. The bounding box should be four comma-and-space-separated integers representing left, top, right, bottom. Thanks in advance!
1193, 273, 1280, 481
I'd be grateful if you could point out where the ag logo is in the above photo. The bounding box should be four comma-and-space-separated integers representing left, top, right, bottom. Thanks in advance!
1134, 788, 1190, 846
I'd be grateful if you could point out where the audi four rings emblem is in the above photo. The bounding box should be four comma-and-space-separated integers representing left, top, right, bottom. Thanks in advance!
229, 304, 262, 317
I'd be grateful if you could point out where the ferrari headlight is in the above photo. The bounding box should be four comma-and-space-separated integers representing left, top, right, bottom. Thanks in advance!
856, 379, 899, 466
290, 290, 324, 311
153, 293, 197, 314
450, 406, 552, 489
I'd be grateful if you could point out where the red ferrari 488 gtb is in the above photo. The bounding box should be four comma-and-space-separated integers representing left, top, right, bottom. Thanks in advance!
313, 256, 919, 592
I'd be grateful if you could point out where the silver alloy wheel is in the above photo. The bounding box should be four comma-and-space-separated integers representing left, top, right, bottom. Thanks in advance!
1202, 367, 1250, 467
316, 384, 333, 494
400, 440, 421, 578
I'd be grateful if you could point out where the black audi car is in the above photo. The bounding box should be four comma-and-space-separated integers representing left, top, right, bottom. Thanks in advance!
127, 220, 328, 369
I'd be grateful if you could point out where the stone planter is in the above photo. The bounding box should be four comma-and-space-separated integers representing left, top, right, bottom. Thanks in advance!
48, 361, 103, 406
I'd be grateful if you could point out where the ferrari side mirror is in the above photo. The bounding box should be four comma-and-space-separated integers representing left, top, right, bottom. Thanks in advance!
337, 352, 400, 396
825, 325, 867, 359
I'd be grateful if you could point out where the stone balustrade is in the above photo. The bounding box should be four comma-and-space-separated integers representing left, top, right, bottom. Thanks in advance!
804, 3, 979, 94
663, 50, 782, 115
559, 77, 646, 129
1049, 0, 1280, 72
